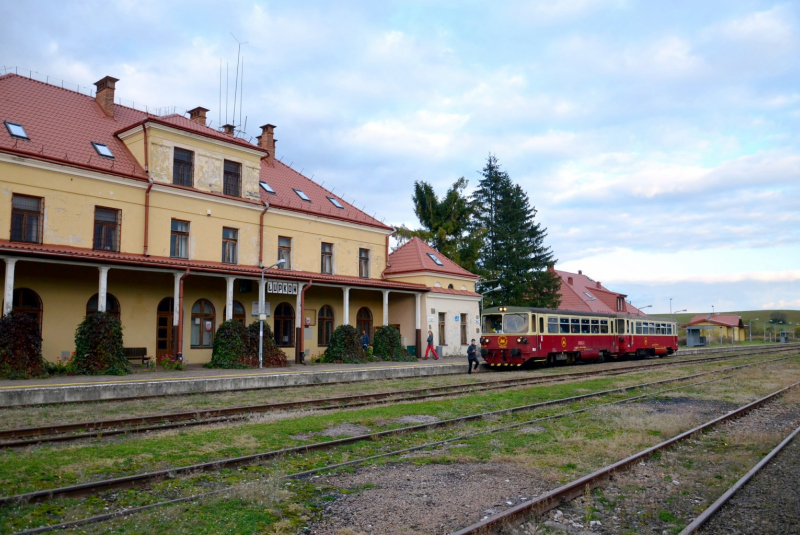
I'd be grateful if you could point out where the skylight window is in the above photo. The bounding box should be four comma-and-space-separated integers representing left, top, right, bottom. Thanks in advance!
259, 181, 276, 194
293, 189, 311, 202
427, 253, 444, 266
583, 291, 594, 299
4, 121, 29, 140
327, 196, 344, 209
91, 142, 114, 159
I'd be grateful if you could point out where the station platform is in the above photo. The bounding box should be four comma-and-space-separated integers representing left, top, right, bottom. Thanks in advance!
0, 344, 783, 407
0, 355, 470, 407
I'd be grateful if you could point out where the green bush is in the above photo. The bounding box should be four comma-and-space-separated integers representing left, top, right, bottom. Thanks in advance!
208, 320, 248, 368
373, 325, 415, 362
244, 321, 288, 368
319, 324, 370, 363
72, 312, 129, 375
0, 312, 46, 379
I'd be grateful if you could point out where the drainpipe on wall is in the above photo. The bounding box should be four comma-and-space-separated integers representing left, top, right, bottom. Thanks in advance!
297, 280, 313, 364
258, 201, 270, 266
176, 268, 190, 362
142, 124, 153, 256
381, 233, 391, 280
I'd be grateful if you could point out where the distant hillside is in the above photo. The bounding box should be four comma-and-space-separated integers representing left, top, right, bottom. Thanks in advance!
658, 310, 800, 338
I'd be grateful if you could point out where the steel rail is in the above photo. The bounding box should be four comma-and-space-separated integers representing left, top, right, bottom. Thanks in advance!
0, 357, 790, 507
450, 381, 800, 535
7, 370, 750, 535
2, 346, 792, 447
677, 423, 800, 535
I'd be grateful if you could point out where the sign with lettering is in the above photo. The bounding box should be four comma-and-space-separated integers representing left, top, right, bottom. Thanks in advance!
251, 301, 271, 318
267, 281, 299, 295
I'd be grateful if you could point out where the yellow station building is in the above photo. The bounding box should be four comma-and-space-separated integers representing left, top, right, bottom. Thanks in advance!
0, 74, 481, 363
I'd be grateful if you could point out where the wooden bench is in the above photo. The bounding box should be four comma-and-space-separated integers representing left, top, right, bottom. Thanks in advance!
123, 347, 151, 366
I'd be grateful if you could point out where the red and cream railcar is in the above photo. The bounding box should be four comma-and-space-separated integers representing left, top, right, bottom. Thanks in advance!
479, 306, 678, 368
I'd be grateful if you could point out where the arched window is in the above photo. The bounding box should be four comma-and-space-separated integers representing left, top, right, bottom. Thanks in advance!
12, 288, 42, 331
318, 305, 335, 346
447, 284, 454, 289
356, 307, 373, 343
223, 300, 247, 324
156, 298, 174, 358
274, 302, 295, 347
86, 293, 120, 319
191, 299, 215, 348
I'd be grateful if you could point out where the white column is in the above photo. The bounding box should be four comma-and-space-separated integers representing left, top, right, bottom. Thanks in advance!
98, 266, 110, 312
415, 293, 421, 331
295, 283, 305, 327
172, 272, 181, 326
225, 277, 235, 321
382, 290, 389, 326
343, 286, 351, 325
259, 278, 266, 315
3, 258, 17, 315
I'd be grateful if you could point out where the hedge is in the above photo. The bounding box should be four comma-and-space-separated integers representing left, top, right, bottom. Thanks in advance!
373, 325, 415, 362
208, 320, 288, 368
319, 324, 371, 363
0, 312, 46, 379
72, 312, 129, 375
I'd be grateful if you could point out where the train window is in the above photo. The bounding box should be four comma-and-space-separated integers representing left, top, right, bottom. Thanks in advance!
532, 314, 538, 334
539, 316, 544, 334
503, 314, 529, 334
560, 317, 570, 334
581, 319, 590, 334
600, 320, 609, 334
617, 319, 625, 334
571, 318, 580, 334
548, 317, 559, 333
649, 322, 656, 335
668, 324, 673, 335
590, 319, 599, 334
482, 314, 503, 333
635, 321, 643, 335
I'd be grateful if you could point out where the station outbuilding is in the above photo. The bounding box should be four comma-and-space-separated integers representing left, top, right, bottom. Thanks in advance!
0, 73, 480, 364
681, 315, 745, 346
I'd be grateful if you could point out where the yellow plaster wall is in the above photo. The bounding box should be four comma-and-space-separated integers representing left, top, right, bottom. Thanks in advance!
388, 273, 475, 292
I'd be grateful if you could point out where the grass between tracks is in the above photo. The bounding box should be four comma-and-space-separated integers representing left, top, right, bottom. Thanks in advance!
0, 355, 798, 534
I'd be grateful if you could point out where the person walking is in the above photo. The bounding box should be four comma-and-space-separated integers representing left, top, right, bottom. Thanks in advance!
467, 339, 479, 373
360, 330, 370, 351
424, 330, 439, 360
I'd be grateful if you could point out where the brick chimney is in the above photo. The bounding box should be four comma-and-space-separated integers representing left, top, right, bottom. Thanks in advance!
547, 265, 555, 274
596, 281, 601, 289
94, 76, 119, 118
568, 277, 573, 285
578, 270, 582, 275
188, 107, 209, 126
222, 124, 235, 136
258, 124, 277, 166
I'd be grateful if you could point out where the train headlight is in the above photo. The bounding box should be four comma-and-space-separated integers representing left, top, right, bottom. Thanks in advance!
522, 337, 528, 344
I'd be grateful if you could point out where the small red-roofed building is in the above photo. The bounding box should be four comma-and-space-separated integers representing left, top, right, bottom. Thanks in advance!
681, 314, 745, 345
385, 238, 481, 356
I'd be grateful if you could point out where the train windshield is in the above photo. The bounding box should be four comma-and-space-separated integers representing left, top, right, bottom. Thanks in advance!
482, 314, 503, 333
503, 314, 529, 334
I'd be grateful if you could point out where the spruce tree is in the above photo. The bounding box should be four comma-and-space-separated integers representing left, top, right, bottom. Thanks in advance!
473, 154, 561, 308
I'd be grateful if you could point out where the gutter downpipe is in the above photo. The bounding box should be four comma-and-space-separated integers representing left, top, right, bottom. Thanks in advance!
258, 201, 270, 266
176, 268, 190, 362
142, 125, 153, 256
380, 232, 392, 280
298, 280, 313, 364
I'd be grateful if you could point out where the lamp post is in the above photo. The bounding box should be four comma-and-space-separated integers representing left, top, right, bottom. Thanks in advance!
259, 259, 286, 368
635, 304, 652, 316
711, 305, 715, 315
749, 318, 759, 343
480, 285, 503, 313
669, 298, 672, 315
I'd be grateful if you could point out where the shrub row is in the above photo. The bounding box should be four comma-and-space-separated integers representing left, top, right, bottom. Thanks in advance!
207, 320, 288, 369
319, 325, 414, 363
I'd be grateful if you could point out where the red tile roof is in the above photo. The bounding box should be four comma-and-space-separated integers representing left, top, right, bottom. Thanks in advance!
428, 287, 482, 298
555, 269, 645, 315
0, 74, 392, 231
0, 240, 427, 292
682, 314, 744, 328
385, 237, 479, 279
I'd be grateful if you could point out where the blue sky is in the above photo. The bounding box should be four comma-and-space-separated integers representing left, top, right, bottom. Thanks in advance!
3, 0, 799, 314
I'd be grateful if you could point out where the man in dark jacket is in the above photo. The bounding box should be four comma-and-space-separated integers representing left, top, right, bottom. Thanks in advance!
361, 330, 370, 351
467, 339, 479, 373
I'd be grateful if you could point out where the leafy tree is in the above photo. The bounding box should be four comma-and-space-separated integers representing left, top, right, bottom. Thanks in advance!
769, 311, 788, 324
72, 312, 129, 375
394, 177, 483, 273
0, 312, 46, 379
473, 154, 561, 308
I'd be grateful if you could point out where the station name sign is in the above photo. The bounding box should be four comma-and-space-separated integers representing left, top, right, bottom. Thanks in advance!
267, 281, 299, 295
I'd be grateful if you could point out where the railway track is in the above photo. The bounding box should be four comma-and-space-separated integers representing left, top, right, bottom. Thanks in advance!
5, 365, 759, 535
450, 381, 800, 535
2, 346, 795, 449
677, 423, 800, 535
1, 355, 792, 509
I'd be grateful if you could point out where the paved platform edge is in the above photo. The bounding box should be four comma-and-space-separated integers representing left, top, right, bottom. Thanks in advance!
0, 363, 467, 406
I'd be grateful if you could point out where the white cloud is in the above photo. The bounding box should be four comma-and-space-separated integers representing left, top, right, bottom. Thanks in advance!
761, 299, 800, 309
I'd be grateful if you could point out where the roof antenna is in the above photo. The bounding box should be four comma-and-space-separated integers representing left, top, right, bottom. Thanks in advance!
230, 33, 248, 128
219, 59, 222, 127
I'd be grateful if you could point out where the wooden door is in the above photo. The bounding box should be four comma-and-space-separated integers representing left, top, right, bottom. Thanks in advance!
156, 298, 174, 359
